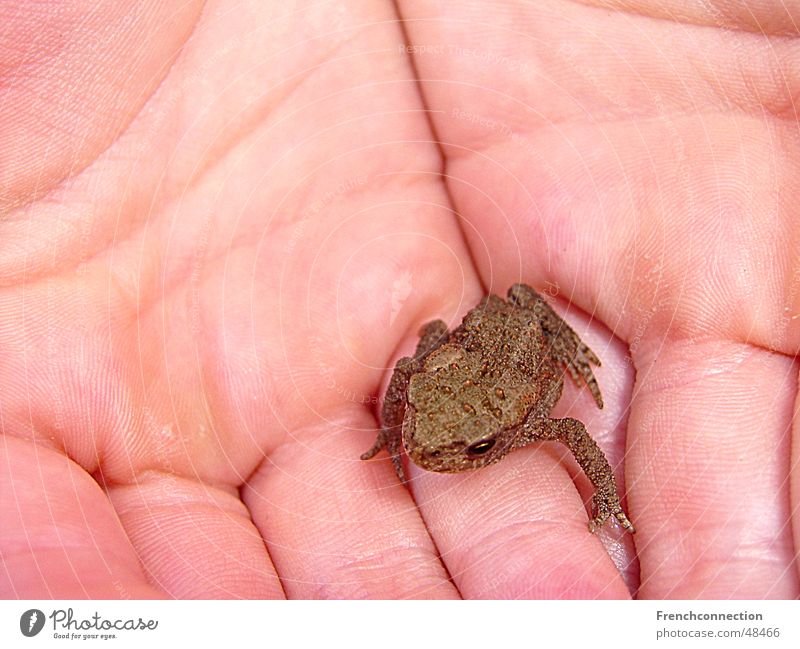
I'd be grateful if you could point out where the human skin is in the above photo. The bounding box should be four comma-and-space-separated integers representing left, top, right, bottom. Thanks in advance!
1, 0, 798, 599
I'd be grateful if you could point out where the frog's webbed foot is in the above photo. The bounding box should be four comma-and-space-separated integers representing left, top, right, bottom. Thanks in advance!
361, 426, 406, 482
507, 283, 603, 409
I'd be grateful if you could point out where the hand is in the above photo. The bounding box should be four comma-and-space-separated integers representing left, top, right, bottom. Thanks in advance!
1, 1, 797, 599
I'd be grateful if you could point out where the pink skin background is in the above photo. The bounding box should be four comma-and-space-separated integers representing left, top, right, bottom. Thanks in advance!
1, 0, 799, 599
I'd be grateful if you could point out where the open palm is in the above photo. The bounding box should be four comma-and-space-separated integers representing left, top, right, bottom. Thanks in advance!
2, 1, 798, 599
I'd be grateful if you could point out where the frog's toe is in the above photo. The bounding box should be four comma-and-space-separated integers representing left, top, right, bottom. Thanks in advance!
390, 453, 407, 483
360, 435, 385, 461
588, 512, 611, 534
588, 496, 611, 533
362, 429, 407, 483
614, 510, 636, 534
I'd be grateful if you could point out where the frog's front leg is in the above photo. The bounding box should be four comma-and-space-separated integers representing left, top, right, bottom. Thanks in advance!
507, 283, 603, 409
361, 320, 449, 482
360, 356, 417, 482
516, 414, 635, 534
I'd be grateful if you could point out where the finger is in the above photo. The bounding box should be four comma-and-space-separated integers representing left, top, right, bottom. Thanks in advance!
0, 435, 162, 598
630, 341, 800, 598
243, 409, 458, 599
409, 447, 632, 599
107, 473, 283, 599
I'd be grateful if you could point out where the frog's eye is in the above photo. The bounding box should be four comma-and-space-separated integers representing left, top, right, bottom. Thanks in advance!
467, 439, 495, 456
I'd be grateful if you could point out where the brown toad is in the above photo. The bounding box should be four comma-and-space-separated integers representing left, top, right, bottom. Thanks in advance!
362, 283, 634, 533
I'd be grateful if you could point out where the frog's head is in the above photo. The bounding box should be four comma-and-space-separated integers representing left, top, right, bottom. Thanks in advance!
403, 347, 535, 473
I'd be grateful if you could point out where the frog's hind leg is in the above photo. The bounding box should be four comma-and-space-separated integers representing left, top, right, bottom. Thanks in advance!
507, 283, 603, 409
361, 319, 450, 482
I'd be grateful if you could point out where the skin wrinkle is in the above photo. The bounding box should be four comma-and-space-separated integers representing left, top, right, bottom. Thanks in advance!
569, 0, 800, 36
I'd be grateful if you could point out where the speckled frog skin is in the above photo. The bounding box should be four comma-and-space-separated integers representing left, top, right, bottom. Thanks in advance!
362, 283, 634, 534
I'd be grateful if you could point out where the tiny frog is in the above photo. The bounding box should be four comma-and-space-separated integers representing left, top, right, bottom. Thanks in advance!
362, 283, 634, 533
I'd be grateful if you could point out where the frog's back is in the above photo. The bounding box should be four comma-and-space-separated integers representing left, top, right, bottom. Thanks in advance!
450, 293, 543, 375
409, 293, 551, 457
